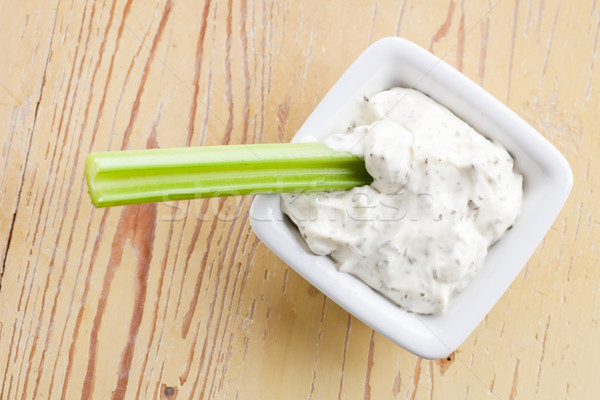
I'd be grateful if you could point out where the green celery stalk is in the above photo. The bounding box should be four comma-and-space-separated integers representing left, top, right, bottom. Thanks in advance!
85, 143, 372, 207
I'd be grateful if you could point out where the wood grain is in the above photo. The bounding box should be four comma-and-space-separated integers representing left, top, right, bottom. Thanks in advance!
0, 0, 60, 278
0, 0, 598, 399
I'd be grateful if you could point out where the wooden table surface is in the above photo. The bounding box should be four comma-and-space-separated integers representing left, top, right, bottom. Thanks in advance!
0, 0, 598, 399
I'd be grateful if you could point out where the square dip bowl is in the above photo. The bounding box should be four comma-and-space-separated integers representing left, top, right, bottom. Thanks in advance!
249, 37, 573, 359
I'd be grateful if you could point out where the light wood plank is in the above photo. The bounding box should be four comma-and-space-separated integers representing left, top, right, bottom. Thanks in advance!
0, 0, 60, 274
0, 0, 598, 399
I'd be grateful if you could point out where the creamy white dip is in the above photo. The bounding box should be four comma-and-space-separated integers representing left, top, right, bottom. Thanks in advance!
282, 88, 523, 314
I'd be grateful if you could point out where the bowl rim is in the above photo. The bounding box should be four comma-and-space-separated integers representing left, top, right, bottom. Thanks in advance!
250, 37, 573, 359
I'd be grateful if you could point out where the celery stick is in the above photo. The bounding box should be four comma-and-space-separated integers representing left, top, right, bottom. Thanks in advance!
85, 143, 372, 207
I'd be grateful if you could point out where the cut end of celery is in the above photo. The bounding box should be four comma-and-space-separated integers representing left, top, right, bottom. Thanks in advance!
85, 154, 102, 208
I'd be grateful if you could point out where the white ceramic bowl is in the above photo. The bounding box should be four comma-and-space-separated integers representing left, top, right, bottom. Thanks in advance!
249, 37, 572, 359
